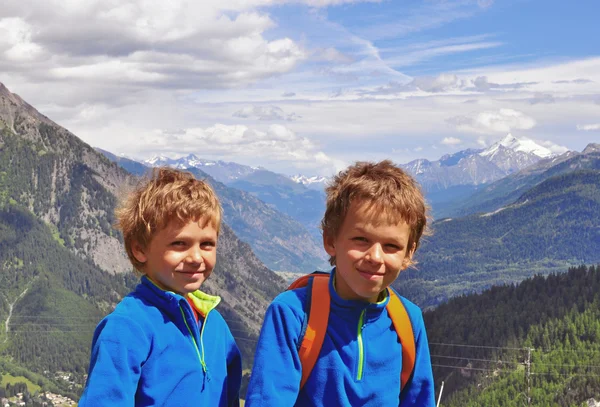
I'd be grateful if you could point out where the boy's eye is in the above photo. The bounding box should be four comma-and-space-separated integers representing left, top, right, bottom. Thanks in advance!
201, 241, 216, 248
171, 241, 186, 247
352, 237, 368, 242
385, 244, 402, 251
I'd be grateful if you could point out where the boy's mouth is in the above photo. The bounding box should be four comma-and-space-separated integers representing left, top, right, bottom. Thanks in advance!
178, 269, 206, 275
357, 269, 385, 280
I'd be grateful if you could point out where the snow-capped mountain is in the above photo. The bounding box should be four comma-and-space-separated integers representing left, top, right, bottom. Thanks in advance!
480, 134, 555, 159
400, 134, 568, 193
478, 134, 558, 173
144, 154, 261, 183
291, 174, 329, 190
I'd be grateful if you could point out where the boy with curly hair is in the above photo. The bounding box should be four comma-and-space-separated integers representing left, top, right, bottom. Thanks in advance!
79, 167, 241, 406
246, 160, 435, 406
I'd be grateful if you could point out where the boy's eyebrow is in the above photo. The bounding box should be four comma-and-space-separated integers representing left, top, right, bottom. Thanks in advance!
351, 225, 407, 244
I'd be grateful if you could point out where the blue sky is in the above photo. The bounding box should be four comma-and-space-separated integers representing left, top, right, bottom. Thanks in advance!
1, 0, 599, 175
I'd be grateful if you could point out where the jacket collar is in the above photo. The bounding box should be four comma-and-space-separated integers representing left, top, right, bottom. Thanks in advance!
139, 275, 221, 317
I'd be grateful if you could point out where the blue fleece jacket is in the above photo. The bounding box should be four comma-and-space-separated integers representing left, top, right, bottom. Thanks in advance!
245, 270, 435, 406
79, 276, 242, 407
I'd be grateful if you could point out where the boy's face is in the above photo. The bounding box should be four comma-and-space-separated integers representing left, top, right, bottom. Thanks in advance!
324, 202, 414, 303
132, 218, 218, 295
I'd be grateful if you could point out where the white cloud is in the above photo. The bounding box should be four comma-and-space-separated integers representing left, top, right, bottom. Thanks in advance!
441, 137, 462, 145
299, 0, 380, 5
124, 123, 341, 173
477, 0, 494, 8
529, 93, 555, 105
313, 47, 354, 63
447, 109, 536, 134
0, 1, 307, 105
360, 74, 463, 96
356, 2, 486, 41
539, 140, 569, 155
577, 124, 600, 131
0, 17, 44, 62
233, 105, 300, 121
384, 41, 502, 68
412, 74, 462, 93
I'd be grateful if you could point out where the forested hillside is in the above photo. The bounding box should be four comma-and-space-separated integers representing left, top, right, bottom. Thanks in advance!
397, 169, 600, 308
427, 264, 600, 406
0, 204, 136, 399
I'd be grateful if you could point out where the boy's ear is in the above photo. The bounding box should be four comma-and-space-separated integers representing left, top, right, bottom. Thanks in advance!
322, 232, 336, 257
402, 243, 416, 268
131, 241, 148, 264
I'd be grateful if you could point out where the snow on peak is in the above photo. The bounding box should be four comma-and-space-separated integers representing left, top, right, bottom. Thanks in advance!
146, 155, 171, 165
479, 134, 556, 159
291, 174, 328, 185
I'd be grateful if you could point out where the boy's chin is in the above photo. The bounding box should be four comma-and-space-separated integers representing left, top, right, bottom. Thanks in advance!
180, 283, 204, 294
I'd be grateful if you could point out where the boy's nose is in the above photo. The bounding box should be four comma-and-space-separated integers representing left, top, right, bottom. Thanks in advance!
185, 247, 203, 263
365, 243, 384, 264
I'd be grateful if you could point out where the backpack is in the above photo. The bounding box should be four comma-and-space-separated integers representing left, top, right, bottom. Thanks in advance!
287, 271, 416, 391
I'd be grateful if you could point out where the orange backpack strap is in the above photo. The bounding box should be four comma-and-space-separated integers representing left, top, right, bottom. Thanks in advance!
287, 273, 316, 290
288, 273, 331, 389
387, 289, 416, 390
289, 273, 415, 393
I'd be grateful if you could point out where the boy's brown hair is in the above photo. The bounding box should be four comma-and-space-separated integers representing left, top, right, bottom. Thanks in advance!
321, 159, 428, 266
116, 167, 222, 272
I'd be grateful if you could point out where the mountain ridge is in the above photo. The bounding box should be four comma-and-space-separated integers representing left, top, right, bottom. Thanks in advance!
400, 134, 568, 196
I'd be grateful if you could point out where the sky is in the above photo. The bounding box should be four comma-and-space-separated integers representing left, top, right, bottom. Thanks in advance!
1, 0, 599, 176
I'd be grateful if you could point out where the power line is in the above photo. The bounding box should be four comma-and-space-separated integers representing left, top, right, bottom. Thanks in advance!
431, 363, 510, 373
532, 361, 600, 369
431, 354, 522, 365
531, 371, 600, 378
430, 342, 529, 351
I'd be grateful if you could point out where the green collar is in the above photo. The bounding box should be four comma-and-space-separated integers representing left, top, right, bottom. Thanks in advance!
187, 290, 221, 317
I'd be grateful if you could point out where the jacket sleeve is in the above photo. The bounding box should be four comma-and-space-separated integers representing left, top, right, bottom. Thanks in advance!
399, 310, 436, 407
244, 297, 304, 406
78, 315, 150, 406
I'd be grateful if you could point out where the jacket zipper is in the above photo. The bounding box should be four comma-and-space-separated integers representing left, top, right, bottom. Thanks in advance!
356, 309, 366, 381
179, 305, 210, 378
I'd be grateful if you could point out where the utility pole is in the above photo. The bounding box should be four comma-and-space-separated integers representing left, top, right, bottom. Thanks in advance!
436, 381, 444, 407
525, 347, 532, 407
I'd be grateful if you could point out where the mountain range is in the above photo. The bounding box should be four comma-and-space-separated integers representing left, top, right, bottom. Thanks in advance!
400, 134, 567, 214
144, 154, 326, 238
131, 134, 570, 224
438, 144, 600, 218
402, 134, 563, 190
396, 159, 600, 308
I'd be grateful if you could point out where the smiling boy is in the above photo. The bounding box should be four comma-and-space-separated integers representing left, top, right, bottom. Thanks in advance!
245, 160, 435, 406
79, 167, 241, 407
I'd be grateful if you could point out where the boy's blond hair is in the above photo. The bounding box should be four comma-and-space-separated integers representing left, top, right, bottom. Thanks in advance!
116, 167, 222, 272
321, 160, 428, 266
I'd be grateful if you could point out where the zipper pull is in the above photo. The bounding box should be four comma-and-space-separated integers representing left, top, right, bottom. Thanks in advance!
201, 359, 211, 381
